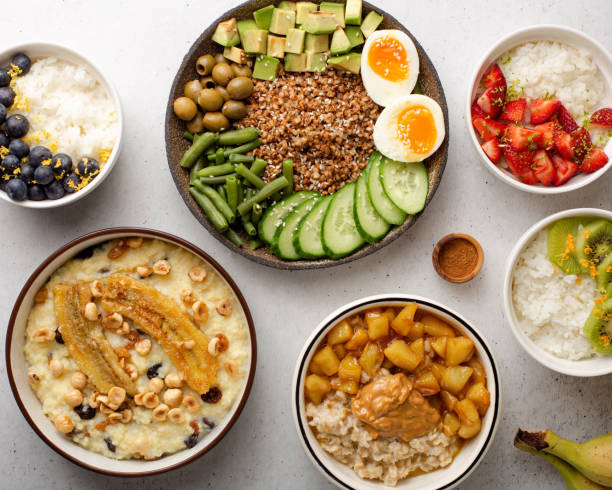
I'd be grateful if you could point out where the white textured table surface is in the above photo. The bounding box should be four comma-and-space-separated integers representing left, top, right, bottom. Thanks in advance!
1, 1, 611, 489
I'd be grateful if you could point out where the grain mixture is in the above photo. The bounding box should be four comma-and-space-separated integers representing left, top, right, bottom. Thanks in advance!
238, 69, 381, 195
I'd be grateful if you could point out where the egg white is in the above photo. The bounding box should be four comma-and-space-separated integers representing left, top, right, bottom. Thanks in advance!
361, 30, 420, 107
373, 94, 445, 163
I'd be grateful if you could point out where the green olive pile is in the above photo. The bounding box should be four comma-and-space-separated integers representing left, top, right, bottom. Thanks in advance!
173, 53, 254, 133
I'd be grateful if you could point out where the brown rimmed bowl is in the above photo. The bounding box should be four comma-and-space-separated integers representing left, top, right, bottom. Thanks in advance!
165, 0, 449, 270
5, 228, 257, 476
432, 234, 484, 284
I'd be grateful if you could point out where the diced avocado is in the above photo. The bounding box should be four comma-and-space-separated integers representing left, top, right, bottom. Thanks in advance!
285, 28, 306, 54
360, 10, 383, 38
253, 55, 281, 81
296, 2, 317, 24
319, 2, 345, 28
306, 52, 327, 72
302, 11, 339, 34
212, 18, 240, 47
270, 8, 296, 36
330, 27, 351, 55
267, 34, 286, 58
253, 5, 274, 30
223, 46, 248, 64
345, 26, 364, 49
305, 33, 329, 53
345, 0, 362, 25
278, 1, 297, 11
243, 29, 268, 55
237, 19, 257, 45
328, 52, 361, 74
284, 53, 308, 72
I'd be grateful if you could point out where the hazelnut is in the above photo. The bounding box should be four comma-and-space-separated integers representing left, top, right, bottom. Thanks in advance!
108, 412, 122, 423
135, 338, 152, 356
70, 371, 88, 390
163, 388, 183, 407
33, 327, 54, 343
152, 403, 169, 421
54, 415, 74, 434
125, 363, 138, 380
134, 392, 146, 406
48, 358, 64, 377
147, 377, 164, 394
126, 237, 143, 248
84, 302, 99, 321
28, 369, 41, 385
182, 395, 200, 413
180, 289, 196, 305
216, 333, 229, 352
164, 372, 183, 388
100, 404, 115, 415
137, 265, 153, 278
224, 360, 239, 377
132, 435, 149, 453
119, 321, 130, 335
216, 299, 232, 316
143, 391, 160, 409
192, 301, 209, 323
168, 408, 185, 424
90, 280, 104, 298
89, 391, 101, 408
207, 337, 220, 356
108, 386, 126, 407
188, 266, 207, 282
183, 339, 195, 350
152, 260, 171, 275
120, 409, 133, 423
103, 312, 123, 329
64, 389, 83, 408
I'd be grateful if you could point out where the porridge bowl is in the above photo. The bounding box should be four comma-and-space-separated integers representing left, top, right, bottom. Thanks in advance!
292, 295, 500, 489
6, 228, 256, 476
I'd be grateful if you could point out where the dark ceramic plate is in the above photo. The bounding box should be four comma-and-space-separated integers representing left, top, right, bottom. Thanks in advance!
165, 0, 449, 270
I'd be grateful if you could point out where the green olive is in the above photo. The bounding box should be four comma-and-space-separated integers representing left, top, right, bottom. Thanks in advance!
222, 100, 248, 120
186, 112, 204, 134
200, 76, 215, 89
173, 96, 197, 121
212, 62, 234, 87
197, 88, 224, 112
226, 76, 254, 100
231, 63, 252, 78
214, 53, 227, 65
184, 79, 203, 101
196, 54, 215, 76
202, 112, 230, 132
215, 86, 231, 102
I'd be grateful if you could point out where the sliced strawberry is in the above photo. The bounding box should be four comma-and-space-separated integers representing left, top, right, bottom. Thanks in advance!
581, 146, 609, 172
532, 150, 555, 185
529, 99, 560, 124
534, 121, 559, 150
503, 147, 535, 186
471, 100, 488, 120
589, 108, 612, 128
570, 127, 592, 162
505, 124, 541, 151
551, 154, 579, 186
473, 117, 506, 141
481, 138, 501, 164
556, 104, 579, 133
553, 131, 575, 160
477, 87, 505, 118
500, 98, 527, 122
483, 63, 507, 90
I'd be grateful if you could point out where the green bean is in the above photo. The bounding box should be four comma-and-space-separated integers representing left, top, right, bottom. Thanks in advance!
200, 174, 236, 185
206, 138, 262, 161
251, 203, 263, 225
242, 218, 257, 236
251, 158, 267, 176
226, 175, 239, 213
237, 176, 289, 216
189, 155, 205, 185
225, 228, 243, 247
189, 187, 228, 232
247, 239, 263, 250
229, 154, 254, 163
183, 131, 194, 142
237, 179, 244, 205
217, 184, 227, 201
215, 147, 225, 164
180, 132, 217, 168
281, 159, 294, 197
193, 181, 236, 224
235, 163, 265, 189
218, 127, 259, 146
197, 163, 235, 177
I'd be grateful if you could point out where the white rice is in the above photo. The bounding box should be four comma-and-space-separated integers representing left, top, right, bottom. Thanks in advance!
512, 230, 598, 360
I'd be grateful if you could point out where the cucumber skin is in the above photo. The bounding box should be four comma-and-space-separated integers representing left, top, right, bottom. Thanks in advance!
321, 182, 364, 259
294, 195, 333, 259
366, 153, 406, 226
257, 191, 318, 244
354, 174, 389, 244
380, 158, 429, 215
274, 196, 321, 260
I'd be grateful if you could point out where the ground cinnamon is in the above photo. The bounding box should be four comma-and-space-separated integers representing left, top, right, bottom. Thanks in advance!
438, 238, 478, 278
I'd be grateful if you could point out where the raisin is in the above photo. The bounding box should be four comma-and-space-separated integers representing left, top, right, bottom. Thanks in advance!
146, 362, 162, 379
74, 404, 96, 420
389, 366, 403, 375
54, 328, 64, 344
184, 433, 199, 449
201, 387, 222, 404
104, 437, 116, 452
98, 267, 110, 274
74, 245, 97, 260
136, 329, 146, 335
202, 417, 215, 429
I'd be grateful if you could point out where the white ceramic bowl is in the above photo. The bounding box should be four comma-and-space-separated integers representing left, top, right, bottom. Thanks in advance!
503, 208, 612, 376
466, 25, 612, 194
0, 42, 123, 208
6, 228, 256, 476
292, 295, 501, 490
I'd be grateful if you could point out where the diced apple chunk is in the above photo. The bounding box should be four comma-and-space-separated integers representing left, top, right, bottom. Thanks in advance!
430, 362, 447, 382
333, 344, 346, 360
338, 355, 362, 381
468, 358, 487, 384
390, 302, 417, 335
458, 418, 482, 439
312, 345, 340, 376
359, 343, 384, 376
455, 399, 482, 439
440, 366, 473, 394
466, 382, 490, 416
445, 336, 475, 366
330, 377, 359, 395
328, 320, 353, 345
440, 390, 458, 411
305, 374, 331, 404
366, 310, 389, 340
415, 371, 440, 396
430, 336, 447, 358
442, 412, 461, 436
345, 327, 368, 351
384, 339, 421, 371
421, 314, 456, 337
406, 321, 424, 340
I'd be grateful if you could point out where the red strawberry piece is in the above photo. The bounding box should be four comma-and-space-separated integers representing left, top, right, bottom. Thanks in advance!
553, 131, 575, 160
471, 100, 488, 120
500, 98, 527, 123
551, 154, 579, 185
556, 104, 579, 133
534, 121, 559, 149
473, 117, 507, 141
477, 87, 505, 118
481, 138, 501, 164
589, 108, 612, 128
503, 146, 535, 183
529, 99, 560, 124
570, 127, 592, 162
505, 124, 541, 151
581, 146, 609, 172
532, 150, 555, 185
483, 63, 507, 90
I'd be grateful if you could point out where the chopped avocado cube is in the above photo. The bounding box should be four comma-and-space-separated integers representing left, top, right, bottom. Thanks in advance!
345, 26, 364, 48
278, 1, 297, 11
305, 33, 329, 53
302, 11, 339, 34
267, 34, 286, 58
253, 5, 274, 30
285, 28, 306, 54
328, 52, 361, 74
237, 19, 257, 45
212, 18, 240, 47
320, 2, 345, 28
270, 8, 296, 36
296, 2, 317, 24
306, 52, 327, 72
223, 46, 248, 64
345, 0, 362, 25
253, 55, 280, 80
243, 29, 268, 55
361, 10, 383, 38
285, 53, 308, 71
330, 27, 351, 55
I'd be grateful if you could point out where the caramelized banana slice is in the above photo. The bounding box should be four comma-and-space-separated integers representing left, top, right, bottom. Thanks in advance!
101, 274, 217, 394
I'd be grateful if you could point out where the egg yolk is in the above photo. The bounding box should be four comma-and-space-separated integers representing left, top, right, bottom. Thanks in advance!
367, 36, 410, 82
396, 105, 437, 155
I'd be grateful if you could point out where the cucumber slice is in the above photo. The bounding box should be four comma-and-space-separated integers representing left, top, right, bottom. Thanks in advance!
295, 195, 333, 259
366, 152, 407, 225
258, 191, 318, 244
354, 173, 389, 243
322, 182, 365, 259
380, 157, 429, 214
274, 196, 321, 259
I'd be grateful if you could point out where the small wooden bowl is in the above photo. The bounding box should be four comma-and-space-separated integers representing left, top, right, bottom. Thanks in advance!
432, 233, 484, 283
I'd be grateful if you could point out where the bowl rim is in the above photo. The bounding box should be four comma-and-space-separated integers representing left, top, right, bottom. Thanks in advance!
5, 227, 257, 476
291, 294, 501, 489
164, 0, 449, 270
0, 41, 124, 208
465, 24, 612, 194
502, 207, 612, 376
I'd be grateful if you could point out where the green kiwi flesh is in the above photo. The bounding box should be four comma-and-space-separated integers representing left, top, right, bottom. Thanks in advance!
596, 252, 612, 292
583, 306, 612, 354
547, 218, 585, 275
575, 219, 612, 275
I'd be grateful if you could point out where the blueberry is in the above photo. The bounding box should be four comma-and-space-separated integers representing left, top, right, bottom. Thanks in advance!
51, 153, 72, 177
76, 157, 100, 178
11, 53, 31, 76
5, 114, 29, 138
0, 132, 9, 149
62, 172, 80, 193
5, 178, 27, 201
19, 163, 35, 183
1, 154, 20, 175
0, 103, 5, 125
0, 68, 9, 87
9, 139, 29, 159
74, 404, 96, 420
34, 165, 54, 185
28, 146, 52, 167
44, 180, 65, 200
27, 184, 45, 201
0, 86, 15, 107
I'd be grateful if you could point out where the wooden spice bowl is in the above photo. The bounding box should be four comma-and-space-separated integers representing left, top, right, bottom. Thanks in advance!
432, 233, 484, 283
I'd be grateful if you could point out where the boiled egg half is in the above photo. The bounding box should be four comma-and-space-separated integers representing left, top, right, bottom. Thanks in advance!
373, 94, 445, 163
361, 29, 419, 107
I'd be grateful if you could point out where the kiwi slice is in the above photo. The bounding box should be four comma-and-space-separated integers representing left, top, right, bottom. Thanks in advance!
584, 306, 612, 354
596, 252, 612, 292
547, 218, 585, 275
575, 219, 612, 276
